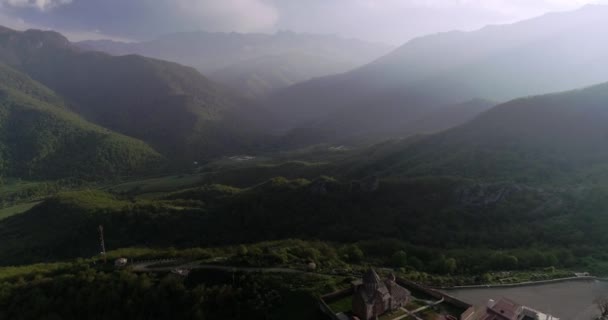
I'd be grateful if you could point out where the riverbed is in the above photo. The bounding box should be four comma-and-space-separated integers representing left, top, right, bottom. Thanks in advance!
444, 279, 608, 320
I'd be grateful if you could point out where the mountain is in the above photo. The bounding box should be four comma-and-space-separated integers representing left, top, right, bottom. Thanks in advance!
348, 81, 608, 182
302, 97, 496, 144
209, 52, 355, 99
77, 31, 393, 98
0, 63, 161, 180
0, 26, 271, 163
4, 82, 608, 273
266, 5, 608, 139
403, 99, 495, 135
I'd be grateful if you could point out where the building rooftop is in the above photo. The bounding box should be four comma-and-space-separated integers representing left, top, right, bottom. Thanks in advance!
362, 269, 381, 286
479, 298, 559, 320
485, 298, 520, 320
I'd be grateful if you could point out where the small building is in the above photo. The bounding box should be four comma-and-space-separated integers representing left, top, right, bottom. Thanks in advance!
476, 298, 559, 320
114, 258, 128, 267
352, 269, 411, 320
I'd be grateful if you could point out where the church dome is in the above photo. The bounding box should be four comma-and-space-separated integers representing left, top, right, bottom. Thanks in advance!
362, 269, 382, 292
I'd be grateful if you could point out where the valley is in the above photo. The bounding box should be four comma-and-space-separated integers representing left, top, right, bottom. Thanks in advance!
2, 3, 608, 319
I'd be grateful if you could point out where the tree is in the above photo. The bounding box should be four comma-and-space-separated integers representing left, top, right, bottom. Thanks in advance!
238, 245, 249, 256
444, 258, 458, 274
408, 257, 424, 271
490, 253, 518, 270
391, 251, 408, 268
342, 244, 364, 263
480, 273, 492, 284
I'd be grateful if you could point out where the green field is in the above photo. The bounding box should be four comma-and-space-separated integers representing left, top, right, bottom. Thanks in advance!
0, 202, 41, 220
327, 295, 352, 314
106, 174, 205, 195
379, 309, 407, 320
0, 179, 46, 196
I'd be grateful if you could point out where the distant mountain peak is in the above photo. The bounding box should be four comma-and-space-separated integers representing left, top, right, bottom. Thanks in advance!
76, 28, 393, 99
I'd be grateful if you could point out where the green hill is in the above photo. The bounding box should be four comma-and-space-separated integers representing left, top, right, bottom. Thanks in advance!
347, 82, 608, 182
0, 175, 596, 270
0, 63, 162, 180
5, 80, 608, 266
0, 26, 271, 163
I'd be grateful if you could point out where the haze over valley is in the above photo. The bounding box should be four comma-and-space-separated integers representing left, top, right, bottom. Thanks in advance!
2, 1, 608, 319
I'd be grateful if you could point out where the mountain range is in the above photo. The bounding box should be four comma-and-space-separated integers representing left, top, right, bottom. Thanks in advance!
266, 4, 608, 142
77, 31, 392, 99
0, 26, 272, 173
0, 28, 280, 180
8, 74, 608, 261
4, 5, 608, 181
5, 6, 608, 304
346, 81, 608, 183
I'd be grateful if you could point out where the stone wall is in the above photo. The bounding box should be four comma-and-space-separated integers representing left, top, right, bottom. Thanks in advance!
320, 278, 473, 319
396, 278, 473, 310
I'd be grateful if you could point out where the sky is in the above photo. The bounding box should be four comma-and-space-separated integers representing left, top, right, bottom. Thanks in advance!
0, 0, 607, 44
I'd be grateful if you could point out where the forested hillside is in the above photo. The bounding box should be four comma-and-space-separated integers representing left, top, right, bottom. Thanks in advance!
5, 2, 608, 320
0, 63, 161, 180
346, 81, 608, 181
0, 175, 594, 267
0, 27, 271, 164
78, 31, 392, 98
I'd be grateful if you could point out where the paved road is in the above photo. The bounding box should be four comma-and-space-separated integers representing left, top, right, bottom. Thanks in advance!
131, 260, 307, 274
446, 279, 607, 320
390, 298, 445, 320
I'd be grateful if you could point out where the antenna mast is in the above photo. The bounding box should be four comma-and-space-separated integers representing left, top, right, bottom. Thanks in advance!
98, 225, 107, 263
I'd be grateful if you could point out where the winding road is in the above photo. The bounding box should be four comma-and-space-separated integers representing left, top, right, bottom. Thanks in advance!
131, 259, 309, 274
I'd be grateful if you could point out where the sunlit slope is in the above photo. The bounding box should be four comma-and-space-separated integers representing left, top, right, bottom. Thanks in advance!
349, 82, 608, 181
0, 63, 162, 179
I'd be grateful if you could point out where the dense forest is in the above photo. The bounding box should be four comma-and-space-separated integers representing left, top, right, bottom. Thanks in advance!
2, 174, 606, 278
0, 63, 162, 180
0, 261, 327, 320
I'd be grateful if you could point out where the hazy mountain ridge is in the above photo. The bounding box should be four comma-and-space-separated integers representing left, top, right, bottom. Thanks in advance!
0, 26, 272, 164
77, 31, 393, 98
267, 5, 608, 141
348, 81, 608, 181
209, 52, 355, 99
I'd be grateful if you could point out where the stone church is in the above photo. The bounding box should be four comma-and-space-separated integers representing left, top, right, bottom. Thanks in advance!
352, 269, 411, 320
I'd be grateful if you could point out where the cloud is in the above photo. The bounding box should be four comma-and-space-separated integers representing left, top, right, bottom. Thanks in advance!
0, 5, 131, 41
1, 0, 72, 11
173, 0, 279, 32
269, 0, 608, 44
0, 0, 279, 40
1, 0, 607, 44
